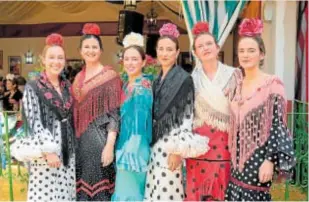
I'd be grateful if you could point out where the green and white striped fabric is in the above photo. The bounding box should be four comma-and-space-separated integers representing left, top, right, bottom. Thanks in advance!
181, 0, 248, 48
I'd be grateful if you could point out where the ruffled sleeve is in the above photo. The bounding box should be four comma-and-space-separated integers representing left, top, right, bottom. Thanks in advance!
164, 76, 210, 158
11, 85, 60, 162
265, 95, 296, 172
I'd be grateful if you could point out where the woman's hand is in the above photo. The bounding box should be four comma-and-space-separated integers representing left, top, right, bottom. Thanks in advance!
167, 154, 182, 171
44, 153, 61, 168
259, 159, 274, 183
101, 143, 114, 167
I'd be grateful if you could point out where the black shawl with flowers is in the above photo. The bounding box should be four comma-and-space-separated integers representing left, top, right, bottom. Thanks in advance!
26, 72, 74, 166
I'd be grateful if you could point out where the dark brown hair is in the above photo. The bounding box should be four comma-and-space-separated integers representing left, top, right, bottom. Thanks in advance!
7, 78, 18, 90
238, 35, 266, 66
79, 34, 103, 50
156, 35, 180, 50
123, 45, 146, 60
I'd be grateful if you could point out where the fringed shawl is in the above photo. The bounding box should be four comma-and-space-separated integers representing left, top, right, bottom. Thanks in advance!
151, 65, 194, 145
72, 66, 122, 138
229, 76, 288, 172
26, 72, 74, 166
192, 62, 242, 132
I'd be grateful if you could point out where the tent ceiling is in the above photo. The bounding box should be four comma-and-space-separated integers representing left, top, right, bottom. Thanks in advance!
0, 1, 186, 29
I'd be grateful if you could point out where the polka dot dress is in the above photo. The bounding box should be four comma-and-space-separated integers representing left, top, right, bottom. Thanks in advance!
185, 124, 230, 201
27, 157, 76, 201
76, 112, 118, 201
144, 113, 208, 201
11, 85, 76, 201
144, 137, 185, 201
225, 97, 296, 201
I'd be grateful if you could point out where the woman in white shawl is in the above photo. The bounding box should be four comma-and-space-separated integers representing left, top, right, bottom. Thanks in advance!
185, 22, 242, 201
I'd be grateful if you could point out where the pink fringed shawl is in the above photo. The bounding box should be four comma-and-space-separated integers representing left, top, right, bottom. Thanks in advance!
229, 76, 288, 172
72, 66, 121, 138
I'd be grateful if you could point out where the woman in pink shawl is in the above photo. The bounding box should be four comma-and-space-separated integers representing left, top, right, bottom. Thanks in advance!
225, 18, 296, 201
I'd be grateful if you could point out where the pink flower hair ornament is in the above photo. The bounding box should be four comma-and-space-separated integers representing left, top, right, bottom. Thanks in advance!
238, 18, 263, 37
159, 23, 180, 38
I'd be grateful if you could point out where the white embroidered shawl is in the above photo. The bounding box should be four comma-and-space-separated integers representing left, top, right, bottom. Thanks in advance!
192, 62, 235, 132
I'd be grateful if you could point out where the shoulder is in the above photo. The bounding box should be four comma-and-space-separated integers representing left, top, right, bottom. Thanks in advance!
140, 77, 152, 90
104, 65, 121, 81
267, 74, 286, 97
220, 62, 238, 79
104, 65, 118, 75
264, 74, 284, 88
175, 65, 192, 81
24, 81, 37, 92
15, 90, 23, 98
221, 62, 235, 72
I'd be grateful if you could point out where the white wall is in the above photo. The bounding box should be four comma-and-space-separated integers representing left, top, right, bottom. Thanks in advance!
263, 1, 297, 100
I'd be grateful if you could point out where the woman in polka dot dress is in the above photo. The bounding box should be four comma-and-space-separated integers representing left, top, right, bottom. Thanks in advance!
185, 22, 242, 201
11, 33, 76, 201
225, 18, 296, 201
144, 23, 209, 201
72, 23, 121, 201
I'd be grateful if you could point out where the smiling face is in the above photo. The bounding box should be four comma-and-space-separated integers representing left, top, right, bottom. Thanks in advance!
80, 37, 102, 63
42, 46, 65, 77
194, 33, 219, 62
6, 79, 17, 91
156, 37, 180, 68
238, 37, 264, 70
123, 47, 145, 79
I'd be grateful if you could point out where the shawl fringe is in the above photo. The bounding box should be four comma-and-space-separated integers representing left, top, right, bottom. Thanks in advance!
73, 76, 121, 138
229, 76, 287, 172
152, 86, 194, 145
194, 94, 230, 132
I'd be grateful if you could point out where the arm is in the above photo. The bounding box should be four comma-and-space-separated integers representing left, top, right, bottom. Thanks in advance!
102, 77, 122, 167
166, 77, 209, 170
10, 85, 60, 162
259, 95, 296, 183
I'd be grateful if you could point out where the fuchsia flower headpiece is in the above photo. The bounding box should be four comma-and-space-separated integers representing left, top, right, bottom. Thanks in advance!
159, 23, 180, 38
46, 33, 64, 47
238, 18, 263, 37
82, 23, 101, 36
192, 22, 210, 36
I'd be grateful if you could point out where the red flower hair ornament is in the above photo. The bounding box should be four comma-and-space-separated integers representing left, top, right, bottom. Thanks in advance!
192, 22, 209, 36
82, 23, 101, 36
238, 18, 263, 37
159, 23, 180, 38
46, 33, 64, 47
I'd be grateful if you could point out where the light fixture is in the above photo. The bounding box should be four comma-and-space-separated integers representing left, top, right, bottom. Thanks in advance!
25, 49, 34, 64
124, 0, 137, 10
146, 0, 158, 31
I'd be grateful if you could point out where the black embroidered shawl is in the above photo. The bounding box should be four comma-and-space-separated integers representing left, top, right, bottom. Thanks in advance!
26, 72, 75, 166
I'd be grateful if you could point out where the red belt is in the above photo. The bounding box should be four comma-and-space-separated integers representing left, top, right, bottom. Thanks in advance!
230, 177, 270, 192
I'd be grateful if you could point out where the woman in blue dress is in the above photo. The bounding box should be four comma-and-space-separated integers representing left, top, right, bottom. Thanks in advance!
112, 33, 153, 201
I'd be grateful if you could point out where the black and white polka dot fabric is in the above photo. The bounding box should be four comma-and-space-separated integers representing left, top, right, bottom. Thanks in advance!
225, 96, 296, 201
144, 127, 185, 201
11, 85, 76, 201
144, 113, 208, 201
